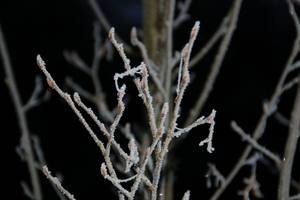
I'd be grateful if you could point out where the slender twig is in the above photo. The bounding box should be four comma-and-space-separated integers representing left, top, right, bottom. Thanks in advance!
110, 30, 159, 138
162, 0, 176, 118
290, 194, 300, 200
91, 22, 106, 95
20, 181, 34, 200
130, 27, 167, 99
185, 0, 243, 127
161, 21, 201, 160
274, 111, 290, 127
0, 23, 42, 200
73, 91, 136, 169
237, 155, 263, 200
189, 16, 229, 69
65, 76, 94, 101
173, 0, 192, 29
281, 77, 300, 94
63, 23, 114, 123
153, 22, 216, 200
278, 3, 300, 198
43, 166, 76, 200
32, 135, 67, 200
210, 0, 300, 198
23, 76, 44, 112
37, 55, 110, 170
181, 190, 191, 200
86, 0, 133, 54
231, 121, 282, 166
205, 163, 226, 188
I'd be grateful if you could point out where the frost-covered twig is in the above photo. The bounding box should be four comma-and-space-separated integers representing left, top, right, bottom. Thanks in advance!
111, 29, 159, 138
74, 90, 138, 176
32, 135, 67, 200
130, 27, 166, 99
150, 21, 217, 199
199, 110, 216, 153
37, 55, 114, 176
36, 16, 219, 199
160, 21, 202, 157
189, 16, 229, 68
181, 190, 191, 200
37, 55, 105, 149
185, 0, 243, 127
43, 166, 76, 200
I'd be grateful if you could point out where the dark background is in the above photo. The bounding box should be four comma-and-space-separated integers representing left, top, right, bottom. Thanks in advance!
0, 0, 299, 199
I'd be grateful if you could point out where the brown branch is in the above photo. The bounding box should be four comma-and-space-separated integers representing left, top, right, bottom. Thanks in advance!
0, 23, 42, 200
185, 0, 243, 127
87, 0, 133, 54
43, 166, 76, 200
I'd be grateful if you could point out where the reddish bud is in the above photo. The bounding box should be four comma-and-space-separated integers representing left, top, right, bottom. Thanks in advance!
36, 55, 45, 68
190, 21, 200, 38
64, 94, 72, 104
145, 147, 151, 156
46, 77, 54, 89
100, 163, 107, 178
141, 78, 146, 90
109, 28, 115, 40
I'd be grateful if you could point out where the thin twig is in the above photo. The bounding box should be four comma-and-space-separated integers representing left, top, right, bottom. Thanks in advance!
205, 163, 225, 188
63, 23, 114, 123
181, 190, 191, 200
210, 0, 300, 198
278, 3, 300, 198
86, 0, 133, 54
231, 121, 282, 166
23, 76, 45, 112
173, 0, 192, 29
237, 155, 263, 200
130, 27, 167, 99
189, 16, 230, 68
32, 135, 67, 200
20, 181, 34, 200
0, 23, 42, 200
43, 166, 76, 200
185, 0, 243, 127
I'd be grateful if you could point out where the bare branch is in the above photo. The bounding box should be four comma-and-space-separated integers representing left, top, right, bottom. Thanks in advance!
0, 22, 42, 200
205, 163, 225, 188
278, 1, 300, 198
130, 27, 167, 99
181, 190, 191, 200
23, 75, 48, 112
237, 157, 263, 200
231, 121, 282, 166
63, 50, 91, 75
189, 16, 229, 68
185, 0, 242, 127
173, 0, 192, 29
43, 166, 76, 200
87, 0, 133, 54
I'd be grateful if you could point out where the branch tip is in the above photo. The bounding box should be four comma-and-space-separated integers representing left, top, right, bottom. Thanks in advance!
36, 55, 45, 68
